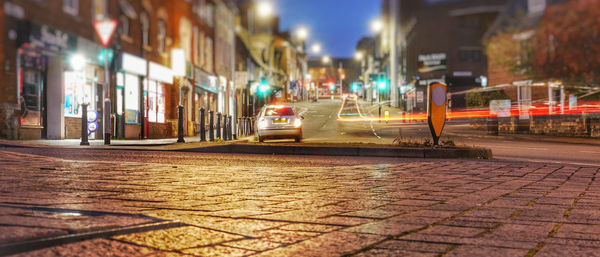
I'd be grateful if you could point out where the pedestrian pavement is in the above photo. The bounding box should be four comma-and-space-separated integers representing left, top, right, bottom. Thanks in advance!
1, 148, 600, 256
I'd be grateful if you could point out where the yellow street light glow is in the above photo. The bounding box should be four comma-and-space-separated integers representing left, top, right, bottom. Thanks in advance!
70, 54, 86, 71
257, 1, 274, 18
311, 43, 322, 54
322, 56, 331, 64
371, 19, 383, 33
355, 51, 364, 60
296, 27, 309, 40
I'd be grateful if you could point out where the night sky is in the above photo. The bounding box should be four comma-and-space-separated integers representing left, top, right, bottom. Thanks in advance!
272, 0, 383, 58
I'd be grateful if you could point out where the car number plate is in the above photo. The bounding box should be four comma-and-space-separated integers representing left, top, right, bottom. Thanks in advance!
274, 118, 288, 124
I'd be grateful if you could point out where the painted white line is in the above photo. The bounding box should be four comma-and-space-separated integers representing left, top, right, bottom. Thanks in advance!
580, 151, 600, 154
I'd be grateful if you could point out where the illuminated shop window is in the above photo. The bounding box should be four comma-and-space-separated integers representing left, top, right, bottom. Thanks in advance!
125, 74, 140, 124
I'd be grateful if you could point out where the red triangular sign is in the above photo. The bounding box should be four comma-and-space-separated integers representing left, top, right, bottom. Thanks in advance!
94, 19, 118, 47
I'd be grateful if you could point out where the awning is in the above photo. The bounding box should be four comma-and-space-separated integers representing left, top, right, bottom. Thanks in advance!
119, 0, 138, 19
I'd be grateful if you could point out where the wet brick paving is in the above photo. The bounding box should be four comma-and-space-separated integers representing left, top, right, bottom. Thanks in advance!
1, 149, 600, 256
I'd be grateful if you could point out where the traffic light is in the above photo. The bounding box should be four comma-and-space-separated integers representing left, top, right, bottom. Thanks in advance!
259, 77, 269, 93
97, 48, 114, 64
351, 83, 359, 92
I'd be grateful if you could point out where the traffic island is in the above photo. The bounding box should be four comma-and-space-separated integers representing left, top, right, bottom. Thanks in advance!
177, 143, 493, 159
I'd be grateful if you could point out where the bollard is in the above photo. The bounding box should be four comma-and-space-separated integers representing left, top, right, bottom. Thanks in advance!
216, 113, 222, 139
221, 115, 227, 140
209, 110, 214, 141
200, 108, 206, 141
228, 116, 233, 140
233, 117, 238, 140
238, 118, 242, 136
378, 105, 382, 123
80, 103, 90, 146
177, 105, 185, 143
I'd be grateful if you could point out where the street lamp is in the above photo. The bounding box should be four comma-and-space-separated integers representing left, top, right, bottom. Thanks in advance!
311, 43, 322, 54
257, 1, 274, 18
322, 55, 330, 64
371, 18, 384, 33
354, 51, 364, 61
295, 27, 309, 40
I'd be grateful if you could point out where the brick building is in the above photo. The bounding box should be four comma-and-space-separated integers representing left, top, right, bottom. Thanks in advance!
0, 0, 239, 140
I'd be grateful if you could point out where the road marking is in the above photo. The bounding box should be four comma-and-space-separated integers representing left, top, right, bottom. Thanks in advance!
493, 146, 549, 151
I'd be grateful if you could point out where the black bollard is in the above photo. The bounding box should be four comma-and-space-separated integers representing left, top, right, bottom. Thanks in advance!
209, 110, 214, 141
216, 113, 222, 139
227, 116, 232, 140
80, 103, 90, 146
177, 105, 185, 143
222, 115, 227, 140
200, 108, 206, 142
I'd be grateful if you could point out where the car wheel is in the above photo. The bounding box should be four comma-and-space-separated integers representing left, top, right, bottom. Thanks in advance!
259, 136, 265, 143
294, 137, 301, 143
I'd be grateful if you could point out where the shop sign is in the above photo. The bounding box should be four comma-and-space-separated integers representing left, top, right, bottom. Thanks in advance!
194, 67, 218, 93
149, 62, 174, 84
121, 53, 147, 76
418, 53, 447, 73
27, 23, 77, 52
417, 91, 424, 103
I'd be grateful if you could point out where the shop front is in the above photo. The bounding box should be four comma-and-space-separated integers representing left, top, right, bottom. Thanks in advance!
193, 68, 218, 133
116, 53, 147, 139
145, 62, 172, 139
16, 21, 107, 140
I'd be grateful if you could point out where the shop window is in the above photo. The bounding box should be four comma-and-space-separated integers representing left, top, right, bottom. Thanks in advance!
145, 80, 166, 123
125, 73, 140, 124
64, 71, 90, 118
21, 69, 43, 126
63, 0, 79, 16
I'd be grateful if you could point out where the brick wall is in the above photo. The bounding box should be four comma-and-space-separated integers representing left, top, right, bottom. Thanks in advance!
471, 114, 600, 138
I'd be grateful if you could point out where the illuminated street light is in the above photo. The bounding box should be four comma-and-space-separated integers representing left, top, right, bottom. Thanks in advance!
371, 18, 384, 33
70, 54, 86, 71
296, 27, 309, 40
257, 1, 274, 18
311, 43, 322, 54
322, 56, 331, 64
354, 51, 364, 61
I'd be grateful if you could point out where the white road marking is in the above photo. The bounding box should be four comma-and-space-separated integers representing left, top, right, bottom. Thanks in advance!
492, 146, 549, 151
580, 151, 600, 154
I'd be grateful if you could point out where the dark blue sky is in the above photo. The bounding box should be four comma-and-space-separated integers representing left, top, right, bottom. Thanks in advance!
271, 0, 383, 58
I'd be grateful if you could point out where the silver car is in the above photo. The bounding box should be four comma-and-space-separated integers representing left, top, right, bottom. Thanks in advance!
255, 105, 303, 142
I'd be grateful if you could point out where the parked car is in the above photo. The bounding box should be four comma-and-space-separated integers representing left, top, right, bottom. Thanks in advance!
255, 105, 303, 142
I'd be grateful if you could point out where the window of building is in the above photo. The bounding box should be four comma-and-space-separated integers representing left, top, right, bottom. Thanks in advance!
144, 80, 166, 123
459, 49, 482, 62
459, 16, 480, 29
205, 3, 215, 28
205, 37, 213, 72
63, 0, 79, 16
119, 15, 130, 37
528, 0, 546, 14
141, 11, 150, 48
158, 19, 166, 53
92, 0, 107, 20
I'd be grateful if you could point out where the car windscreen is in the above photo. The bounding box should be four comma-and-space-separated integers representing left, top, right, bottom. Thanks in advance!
264, 107, 295, 117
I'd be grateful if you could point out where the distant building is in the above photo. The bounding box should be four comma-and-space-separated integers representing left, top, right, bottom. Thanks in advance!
381, 0, 509, 111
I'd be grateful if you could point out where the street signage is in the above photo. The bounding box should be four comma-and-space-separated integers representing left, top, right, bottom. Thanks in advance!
428, 82, 447, 146
93, 19, 118, 47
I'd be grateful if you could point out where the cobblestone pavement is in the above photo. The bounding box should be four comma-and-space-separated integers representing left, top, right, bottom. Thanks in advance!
1, 148, 600, 256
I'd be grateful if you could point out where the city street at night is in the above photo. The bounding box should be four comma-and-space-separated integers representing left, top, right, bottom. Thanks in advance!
1, 0, 600, 256
1, 147, 600, 256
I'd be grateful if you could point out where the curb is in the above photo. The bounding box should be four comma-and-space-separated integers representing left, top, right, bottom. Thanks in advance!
178, 144, 493, 159
445, 132, 600, 147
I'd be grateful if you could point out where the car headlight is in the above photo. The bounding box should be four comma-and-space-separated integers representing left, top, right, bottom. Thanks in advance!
258, 119, 268, 129
293, 118, 302, 128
